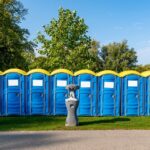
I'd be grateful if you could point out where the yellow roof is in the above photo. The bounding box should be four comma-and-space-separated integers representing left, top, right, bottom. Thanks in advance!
0, 71, 3, 75
27, 69, 50, 75
51, 69, 73, 76
119, 70, 141, 77
2, 69, 27, 75
74, 69, 96, 76
96, 70, 119, 76
141, 71, 150, 77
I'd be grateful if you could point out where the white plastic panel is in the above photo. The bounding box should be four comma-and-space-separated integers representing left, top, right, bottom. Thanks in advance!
128, 80, 138, 87
104, 82, 114, 88
33, 80, 43, 86
57, 80, 67, 87
8, 80, 19, 86
81, 81, 91, 88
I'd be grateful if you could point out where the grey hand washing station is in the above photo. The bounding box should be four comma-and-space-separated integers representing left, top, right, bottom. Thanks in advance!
65, 84, 79, 126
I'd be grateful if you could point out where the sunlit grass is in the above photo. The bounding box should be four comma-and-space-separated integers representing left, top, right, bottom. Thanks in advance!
0, 116, 150, 131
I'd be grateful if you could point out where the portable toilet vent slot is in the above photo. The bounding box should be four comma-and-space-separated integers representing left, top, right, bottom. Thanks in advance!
57, 80, 67, 87
32, 80, 43, 86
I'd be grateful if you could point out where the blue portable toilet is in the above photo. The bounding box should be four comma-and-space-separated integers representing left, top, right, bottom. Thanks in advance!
0, 71, 3, 116
74, 69, 97, 116
96, 70, 121, 116
141, 71, 150, 116
50, 69, 73, 115
26, 69, 50, 115
2, 69, 26, 116
120, 71, 144, 116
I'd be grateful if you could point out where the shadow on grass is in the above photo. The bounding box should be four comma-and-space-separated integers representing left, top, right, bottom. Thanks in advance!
0, 116, 64, 126
79, 117, 130, 126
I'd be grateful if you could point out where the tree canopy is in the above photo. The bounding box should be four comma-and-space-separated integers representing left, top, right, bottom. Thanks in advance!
35, 8, 101, 72
0, 2, 141, 72
0, 0, 34, 70
135, 64, 150, 72
100, 41, 137, 72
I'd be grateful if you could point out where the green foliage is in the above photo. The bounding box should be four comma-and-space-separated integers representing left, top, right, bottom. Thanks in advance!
135, 64, 150, 72
88, 40, 102, 72
20, 51, 35, 71
100, 41, 137, 72
0, 2, 139, 72
0, 0, 35, 71
89, 40, 100, 55
36, 7, 137, 73
36, 8, 102, 72
28, 56, 50, 70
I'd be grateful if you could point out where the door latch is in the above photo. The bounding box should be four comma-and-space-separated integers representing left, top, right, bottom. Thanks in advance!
89, 94, 92, 98
136, 94, 139, 99
16, 93, 20, 96
112, 94, 115, 99
65, 94, 68, 98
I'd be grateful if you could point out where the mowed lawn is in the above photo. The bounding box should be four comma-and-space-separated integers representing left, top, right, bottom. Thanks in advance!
0, 116, 150, 131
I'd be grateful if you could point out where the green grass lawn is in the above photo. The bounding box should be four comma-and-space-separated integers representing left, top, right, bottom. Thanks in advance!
0, 116, 150, 131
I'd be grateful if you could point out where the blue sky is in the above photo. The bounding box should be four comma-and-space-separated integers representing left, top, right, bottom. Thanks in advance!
20, 0, 150, 65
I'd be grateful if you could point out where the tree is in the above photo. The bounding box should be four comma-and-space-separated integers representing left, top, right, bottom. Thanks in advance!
135, 64, 150, 72
100, 41, 137, 72
28, 56, 49, 70
0, 0, 35, 70
20, 51, 35, 70
89, 40, 100, 54
88, 40, 102, 72
36, 8, 101, 72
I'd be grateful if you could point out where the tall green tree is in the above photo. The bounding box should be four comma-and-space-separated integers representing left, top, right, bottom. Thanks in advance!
88, 40, 102, 72
20, 51, 35, 70
100, 41, 137, 72
0, 0, 34, 70
36, 8, 101, 72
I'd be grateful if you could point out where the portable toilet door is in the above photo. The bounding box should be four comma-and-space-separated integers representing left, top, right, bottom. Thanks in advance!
141, 71, 150, 116
26, 69, 50, 115
74, 70, 97, 116
50, 69, 73, 115
2, 69, 26, 116
120, 71, 144, 116
0, 71, 3, 116
96, 70, 120, 116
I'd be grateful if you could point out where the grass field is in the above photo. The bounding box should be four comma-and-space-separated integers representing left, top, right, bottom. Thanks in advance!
0, 116, 150, 131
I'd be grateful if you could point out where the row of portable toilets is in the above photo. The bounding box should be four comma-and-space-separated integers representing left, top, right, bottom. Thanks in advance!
0, 69, 150, 117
